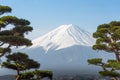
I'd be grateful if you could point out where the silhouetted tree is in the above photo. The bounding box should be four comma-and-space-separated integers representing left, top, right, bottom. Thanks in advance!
88, 21, 120, 80
0, 5, 32, 58
0, 5, 53, 80
2, 52, 40, 80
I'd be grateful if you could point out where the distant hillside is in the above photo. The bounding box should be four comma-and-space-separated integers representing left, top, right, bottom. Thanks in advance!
0, 75, 15, 80
54, 74, 110, 80
0, 74, 110, 80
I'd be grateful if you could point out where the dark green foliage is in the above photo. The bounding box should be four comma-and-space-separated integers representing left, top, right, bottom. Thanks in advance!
93, 21, 120, 53
2, 52, 53, 80
0, 36, 32, 46
2, 52, 40, 72
92, 44, 107, 50
97, 24, 110, 30
0, 30, 13, 36
25, 59, 40, 69
20, 72, 34, 80
0, 4, 53, 80
0, 5, 33, 57
106, 60, 120, 70
92, 21, 120, 62
88, 59, 120, 79
99, 71, 120, 77
0, 21, 6, 28
0, 47, 11, 53
13, 26, 33, 35
6, 52, 28, 61
2, 62, 19, 70
0, 5, 12, 15
15, 19, 30, 26
88, 21, 120, 79
0, 16, 18, 25
33, 70, 53, 80
110, 21, 120, 27
88, 58, 102, 65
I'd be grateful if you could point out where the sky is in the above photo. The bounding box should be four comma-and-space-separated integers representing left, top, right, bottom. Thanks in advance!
1, 0, 120, 39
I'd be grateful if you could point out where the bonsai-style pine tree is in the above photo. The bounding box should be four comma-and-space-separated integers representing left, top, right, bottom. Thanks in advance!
2, 52, 53, 80
0, 5, 53, 80
88, 21, 120, 80
0, 5, 33, 57
2, 52, 40, 80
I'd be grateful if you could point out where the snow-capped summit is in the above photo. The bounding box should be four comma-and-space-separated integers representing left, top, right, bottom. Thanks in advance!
31, 24, 95, 51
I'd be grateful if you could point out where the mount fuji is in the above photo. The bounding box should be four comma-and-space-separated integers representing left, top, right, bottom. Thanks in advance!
30, 24, 95, 52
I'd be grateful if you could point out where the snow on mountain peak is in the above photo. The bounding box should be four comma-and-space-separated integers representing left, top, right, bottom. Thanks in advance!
31, 24, 95, 51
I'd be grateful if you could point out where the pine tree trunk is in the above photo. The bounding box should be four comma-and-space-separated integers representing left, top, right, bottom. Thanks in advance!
114, 49, 120, 63
110, 37, 120, 63
16, 75, 21, 80
17, 69, 20, 75
111, 77, 118, 80
16, 68, 21, 80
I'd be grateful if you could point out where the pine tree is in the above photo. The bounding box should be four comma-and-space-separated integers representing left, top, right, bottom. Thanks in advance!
2, 52, 53, 80
0, 5, 53, 80
88, 21, 120, 80
0, 5, 33, 57
2, 52, 40, 80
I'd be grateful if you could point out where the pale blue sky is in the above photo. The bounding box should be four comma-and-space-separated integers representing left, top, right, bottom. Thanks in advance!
1, 0, 120, 39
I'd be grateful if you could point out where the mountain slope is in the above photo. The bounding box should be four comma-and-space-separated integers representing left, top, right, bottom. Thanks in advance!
31, 24, 95, 51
